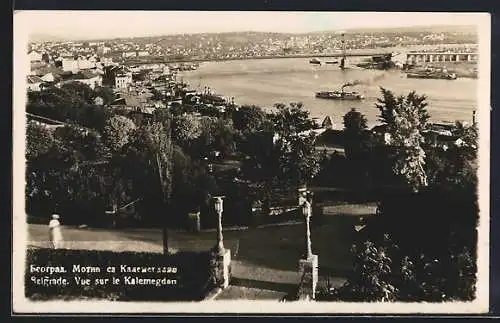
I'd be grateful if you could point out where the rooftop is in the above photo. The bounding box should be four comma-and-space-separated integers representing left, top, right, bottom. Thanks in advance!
27, 75, 44, 84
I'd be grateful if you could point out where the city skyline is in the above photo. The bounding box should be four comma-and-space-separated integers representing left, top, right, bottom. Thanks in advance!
15, 11, 485, 41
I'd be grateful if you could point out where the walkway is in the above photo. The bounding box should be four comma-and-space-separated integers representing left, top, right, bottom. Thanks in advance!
27, 202, 374, 300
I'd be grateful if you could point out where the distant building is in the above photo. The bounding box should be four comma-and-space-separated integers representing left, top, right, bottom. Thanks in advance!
62, 57, 96, 73
137, 51, 150, 57
115, 72, 133, 89
62, 58, 79, 73
59, 71, 103, 89
122, 51, 137, 58
97, 46, 111, 55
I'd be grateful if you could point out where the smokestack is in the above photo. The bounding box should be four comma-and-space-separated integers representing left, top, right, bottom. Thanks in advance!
472, 110, 476, 124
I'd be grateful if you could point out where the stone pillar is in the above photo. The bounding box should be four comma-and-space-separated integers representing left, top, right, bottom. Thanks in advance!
429, 54, 433, 63
456, 54, 460, 62
297, 197, 318, 300
298, 255, 319, 300
217, 249, 231, 288
467, 54, 472, 62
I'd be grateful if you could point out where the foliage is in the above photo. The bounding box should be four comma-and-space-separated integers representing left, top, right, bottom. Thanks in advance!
93, 86, 117, 105
26, 84, 111, 131
270, 103, 320, 187
232, 105, 267, 133
102, 115, 137, 153
26, 121, 55, 160
171, 113, 202, 147
277, 132, 321, 187
319, 236, 477, 302
375, 87, 430, 133
375, 88, 430, 192
341, 109, 374, 187
271, 102, 316, 137
193, 116, 236, 157
127, 116, 174, 252
343, 108, 368, 135
55, 126, 104, 161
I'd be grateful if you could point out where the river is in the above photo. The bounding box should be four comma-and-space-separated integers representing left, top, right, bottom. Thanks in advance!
179, 57, 477, 128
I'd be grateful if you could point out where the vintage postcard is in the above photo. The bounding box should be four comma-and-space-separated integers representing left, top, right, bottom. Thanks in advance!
12, 11, 491, 314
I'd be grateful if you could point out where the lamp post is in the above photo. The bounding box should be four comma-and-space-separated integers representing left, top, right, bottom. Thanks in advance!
302, 197, 313, 260
213, 196, 225, 256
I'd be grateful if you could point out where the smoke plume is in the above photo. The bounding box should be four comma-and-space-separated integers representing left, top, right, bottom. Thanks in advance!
341, 74, 386, 89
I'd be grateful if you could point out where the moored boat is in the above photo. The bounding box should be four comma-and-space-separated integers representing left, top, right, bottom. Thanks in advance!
309, 58, 321, 65
406, 68, 457, 80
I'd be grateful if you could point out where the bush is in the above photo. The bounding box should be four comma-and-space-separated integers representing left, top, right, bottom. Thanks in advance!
25, 248, 214, 301
317, 237, 477, 302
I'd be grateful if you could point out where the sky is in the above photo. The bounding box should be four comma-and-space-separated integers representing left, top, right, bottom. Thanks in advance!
14, 11, 486, 41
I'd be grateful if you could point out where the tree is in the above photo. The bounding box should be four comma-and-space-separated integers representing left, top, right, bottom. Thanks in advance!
127, 117, 174, 254
26, 121, 55, 160
331, 239, 397, 302
172, 113, 202, 147
375, 87, 429, 134
103, 115, 137, 153
343, 108, 368, 158
60, 82, 95, 104
93, 86, 116, 105
344, 108, 368, 135
342, 109, 372, 187
270, 103, 320, 187
232, 105, 266, 133
375, 88, 429, 192
278, 132, 320, 187
271, 102, 316, 137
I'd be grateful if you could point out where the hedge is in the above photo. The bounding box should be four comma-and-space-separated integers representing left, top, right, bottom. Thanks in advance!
25, 248, 215, 301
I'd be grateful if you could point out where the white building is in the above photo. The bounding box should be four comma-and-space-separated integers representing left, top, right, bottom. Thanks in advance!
115, 72, 133, 89
62, 59, 79, 73
137, 51, 149, 57
62, 57, 96, 73
122, 51, 137, 58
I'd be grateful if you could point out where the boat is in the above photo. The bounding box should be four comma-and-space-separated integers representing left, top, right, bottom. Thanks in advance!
406, 68, 457, 80
315, 89, 364, 100
309, 58, 321, 65
325, 60, 338, 65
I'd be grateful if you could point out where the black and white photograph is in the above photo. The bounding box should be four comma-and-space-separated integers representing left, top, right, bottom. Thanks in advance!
12, 11, 490, 313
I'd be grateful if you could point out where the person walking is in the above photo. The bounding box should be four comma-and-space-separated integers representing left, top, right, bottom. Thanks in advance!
49, 214, 63, 249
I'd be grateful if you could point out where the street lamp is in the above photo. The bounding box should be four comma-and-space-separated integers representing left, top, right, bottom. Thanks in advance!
302, 196, 313, 260
213, 196, 225, 256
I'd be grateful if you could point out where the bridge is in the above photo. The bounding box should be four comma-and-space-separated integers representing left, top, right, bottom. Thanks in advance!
121, 49, 395, 66
405, 51, 478, 64
120, 48, 478, 66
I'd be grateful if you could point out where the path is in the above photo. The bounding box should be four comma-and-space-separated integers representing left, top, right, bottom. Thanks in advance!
27, 202, 376, 300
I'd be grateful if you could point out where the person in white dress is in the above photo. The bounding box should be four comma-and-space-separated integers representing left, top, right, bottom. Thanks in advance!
49, 214, 63, 249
